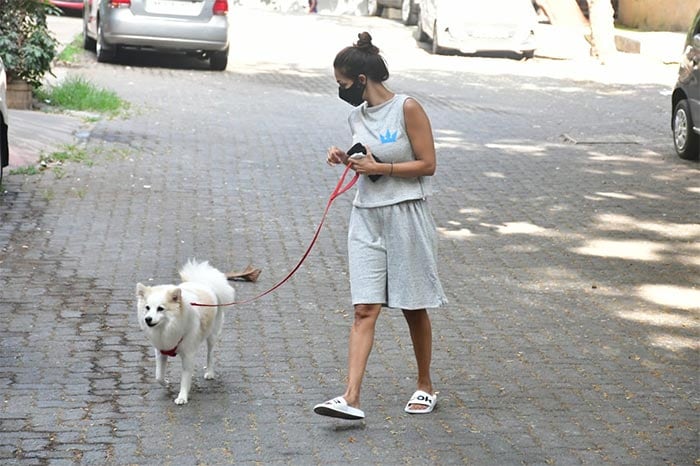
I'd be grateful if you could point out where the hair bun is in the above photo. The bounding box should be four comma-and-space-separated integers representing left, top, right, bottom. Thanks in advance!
356, 32, 372, 47
355, 31, 378, 54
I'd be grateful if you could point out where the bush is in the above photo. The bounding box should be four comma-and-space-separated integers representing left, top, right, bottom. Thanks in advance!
0, 0, 59, 88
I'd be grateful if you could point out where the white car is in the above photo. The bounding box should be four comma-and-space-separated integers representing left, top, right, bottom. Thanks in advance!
0, 56, 8, 184
416, 0, 538, 57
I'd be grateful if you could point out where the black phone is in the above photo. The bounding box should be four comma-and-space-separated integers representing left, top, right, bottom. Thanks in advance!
346, 143, 382, 182
347, 142, 366, 157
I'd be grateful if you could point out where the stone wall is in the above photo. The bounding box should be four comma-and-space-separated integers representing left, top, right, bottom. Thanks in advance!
617, 0, 698, 32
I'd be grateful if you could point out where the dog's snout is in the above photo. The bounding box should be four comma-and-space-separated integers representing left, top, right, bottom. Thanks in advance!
145, 316, 153, 325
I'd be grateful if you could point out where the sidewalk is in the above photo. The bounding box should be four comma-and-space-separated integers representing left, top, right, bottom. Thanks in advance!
6, 14, 86, 170
535, 23, 686, 63
7, 109, 88, 168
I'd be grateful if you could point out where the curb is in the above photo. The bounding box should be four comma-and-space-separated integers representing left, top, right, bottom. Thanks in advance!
614, 29, 685, 63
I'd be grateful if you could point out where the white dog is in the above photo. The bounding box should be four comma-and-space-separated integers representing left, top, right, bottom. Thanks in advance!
136, 260, 235, 404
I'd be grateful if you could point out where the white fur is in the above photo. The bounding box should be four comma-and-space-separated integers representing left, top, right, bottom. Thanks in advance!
136, 259, 235, 404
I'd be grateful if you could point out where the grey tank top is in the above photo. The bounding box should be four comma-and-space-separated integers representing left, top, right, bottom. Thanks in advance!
348, 94, 433, 208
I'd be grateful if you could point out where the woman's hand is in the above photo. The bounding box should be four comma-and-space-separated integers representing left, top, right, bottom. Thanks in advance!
326, 146, 348, 166
348, 146, 379, 175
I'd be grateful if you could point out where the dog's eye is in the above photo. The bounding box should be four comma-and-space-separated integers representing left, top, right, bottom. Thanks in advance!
145, 306, 150, 311
157, 306, 164, 312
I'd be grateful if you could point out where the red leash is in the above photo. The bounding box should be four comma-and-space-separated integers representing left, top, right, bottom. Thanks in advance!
191, 165, 358, 307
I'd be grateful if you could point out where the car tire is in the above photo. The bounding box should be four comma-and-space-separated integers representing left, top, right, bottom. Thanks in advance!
210, 49, 228, 71
401, 0, 418, 26
0, 115, 6, 187
673, 98, 699, 160
431, 23, 443, 55
367, 0, 383, 16
82, 19, 96, 52
414, 12, 428, 42
96, 19, 116, 63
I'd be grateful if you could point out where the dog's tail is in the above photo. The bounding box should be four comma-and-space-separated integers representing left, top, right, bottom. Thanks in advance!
179, 259, 235, 305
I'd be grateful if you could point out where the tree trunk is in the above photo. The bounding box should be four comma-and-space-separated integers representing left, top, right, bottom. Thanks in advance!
587, 0, 617, 64
534, 0, 588, 27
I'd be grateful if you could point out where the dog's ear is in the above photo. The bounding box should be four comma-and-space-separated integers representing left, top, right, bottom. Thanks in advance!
136, 283, 148, 299
167, 287, 182, 304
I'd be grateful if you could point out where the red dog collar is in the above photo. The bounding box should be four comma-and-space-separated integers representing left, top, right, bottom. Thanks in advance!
160, 337, 183, 357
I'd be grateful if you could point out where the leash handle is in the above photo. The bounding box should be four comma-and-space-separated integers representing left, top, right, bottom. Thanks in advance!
192, 165, 358, 307
330, 163, 359, 200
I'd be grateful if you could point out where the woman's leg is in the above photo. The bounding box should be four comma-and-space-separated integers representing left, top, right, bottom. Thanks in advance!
342, 303, 382, 407
402, 308, 434, 408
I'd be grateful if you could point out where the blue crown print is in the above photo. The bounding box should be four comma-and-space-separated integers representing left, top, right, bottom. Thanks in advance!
380, 129, 398, 144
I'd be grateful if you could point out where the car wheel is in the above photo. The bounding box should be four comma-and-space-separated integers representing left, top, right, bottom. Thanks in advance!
673, 99, 699, 160
401, 0, 417, 25
431, 23, 443, 55
367, 0, 383, 16
414, 11, 428, 42
96, 19, 116, 63
210, 49, 228, 71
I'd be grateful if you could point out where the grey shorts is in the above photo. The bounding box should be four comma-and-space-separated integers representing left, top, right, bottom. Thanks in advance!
348, 199, 448, 309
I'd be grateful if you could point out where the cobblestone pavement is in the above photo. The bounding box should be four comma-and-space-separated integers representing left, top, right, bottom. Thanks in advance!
1, 7, 698, 466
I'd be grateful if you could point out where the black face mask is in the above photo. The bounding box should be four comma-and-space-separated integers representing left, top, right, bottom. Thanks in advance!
338, 80, 366, 106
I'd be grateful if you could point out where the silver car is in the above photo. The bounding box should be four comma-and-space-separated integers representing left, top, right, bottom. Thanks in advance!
0, 56, 8, 185
82, 0, 230, 71
416, 0, 537, 57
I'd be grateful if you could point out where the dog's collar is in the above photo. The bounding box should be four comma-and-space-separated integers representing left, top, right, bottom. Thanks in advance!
160, 337, 183, 357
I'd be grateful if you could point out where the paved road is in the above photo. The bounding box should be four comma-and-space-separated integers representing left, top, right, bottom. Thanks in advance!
1, 6, 698, 465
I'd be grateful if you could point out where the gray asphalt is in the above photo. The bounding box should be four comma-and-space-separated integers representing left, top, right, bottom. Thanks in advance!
0, 6, 698, 466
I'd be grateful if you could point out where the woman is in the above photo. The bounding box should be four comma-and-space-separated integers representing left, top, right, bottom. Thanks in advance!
313, 32, 447, 420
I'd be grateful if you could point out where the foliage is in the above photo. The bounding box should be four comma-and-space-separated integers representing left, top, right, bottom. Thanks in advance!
56, 34, 83, 63
0, 0, 60, 87
44, 144, 91, 165
9, 164, 40, 176
35, 75, 129, 115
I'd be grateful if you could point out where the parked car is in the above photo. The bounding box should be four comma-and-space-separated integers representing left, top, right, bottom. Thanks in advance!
0, 56, 8, 185
49, 0, 84, 11
415, 0, 538, 57
367, 0, 419, 26
82, 0, 230, 71
671, 8, 700, 161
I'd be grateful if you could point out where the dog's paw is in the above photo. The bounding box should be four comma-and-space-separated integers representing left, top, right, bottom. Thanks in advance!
174, 395, 188, 405
204, 371, 215, 380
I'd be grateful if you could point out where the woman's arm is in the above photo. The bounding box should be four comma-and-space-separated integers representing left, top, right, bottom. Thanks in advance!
401, 97, 436, 177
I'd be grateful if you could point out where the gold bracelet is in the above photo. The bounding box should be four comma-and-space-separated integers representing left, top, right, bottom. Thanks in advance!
390, 162, 394, 176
